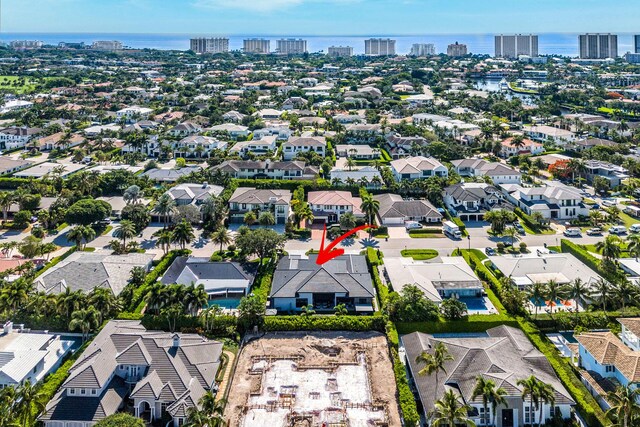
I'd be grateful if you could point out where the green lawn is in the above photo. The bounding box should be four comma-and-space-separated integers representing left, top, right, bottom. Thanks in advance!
584, 243, 631, 258
619, 212, 639, 228
401, 249, 439, 260
0, 75, 52, 94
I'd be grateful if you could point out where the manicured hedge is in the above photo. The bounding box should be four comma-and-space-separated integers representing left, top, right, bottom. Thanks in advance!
130, 249, 191, 313
518, 319, 609, 427
386, 321, 420, 427
263, 315, 386, 332
0, 177, 31, 189
234, 178, 331, 192
396, 315, 518, 335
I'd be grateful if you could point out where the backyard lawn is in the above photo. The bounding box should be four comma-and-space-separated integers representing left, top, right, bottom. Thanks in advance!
400, 249, 439, 260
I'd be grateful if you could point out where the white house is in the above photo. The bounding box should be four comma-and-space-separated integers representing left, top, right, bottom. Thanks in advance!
524, 125, 577, 146
500, 137, 545, 157
174, 135, 227, 158
0, 126, 42, 149
500, 182, 589, 220
390, 156, 448, 181
228, 187, 292, 224
451, 158, 522, 184
282, 136, 326, 160
116, 105, 153, 123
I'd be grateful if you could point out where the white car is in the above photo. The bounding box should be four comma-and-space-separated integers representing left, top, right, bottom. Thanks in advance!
563, 228, 581, 237
609, 225, 627, 235
631, 224, 640, 234
405, 221, 422, 230
602, 199, 617, 207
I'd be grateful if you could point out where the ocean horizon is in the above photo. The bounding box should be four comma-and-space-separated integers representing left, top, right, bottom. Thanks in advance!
0, 32, 637, 56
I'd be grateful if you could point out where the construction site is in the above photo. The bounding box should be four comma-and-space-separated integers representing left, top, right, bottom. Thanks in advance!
225, 331, 401, 427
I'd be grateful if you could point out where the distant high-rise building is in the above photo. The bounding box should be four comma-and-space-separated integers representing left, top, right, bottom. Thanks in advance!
634, 35, 640, 54
494, 34, 538, 59
365, 38, 396, 56
91, 40, 123, 51
447, 42, 468, 57
9, 40, 43, 50
327, 46, 353, 57
276, 39, 307, 55
409, 43, 436, 56
190, 38, 229, 54
58, 42, 86, 50
579, 34, 618, 59
243, 38, 270, 54
625, 53, 640, 64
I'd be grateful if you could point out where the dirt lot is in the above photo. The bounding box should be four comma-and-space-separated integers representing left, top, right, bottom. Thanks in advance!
224, 331, 401, 427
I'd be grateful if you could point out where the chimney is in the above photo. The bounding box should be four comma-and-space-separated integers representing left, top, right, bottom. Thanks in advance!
172, 333, 181, 348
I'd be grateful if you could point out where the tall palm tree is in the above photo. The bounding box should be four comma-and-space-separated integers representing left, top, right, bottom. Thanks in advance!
0, 279, 32, 315
527, 282, 546, 319
596, 235, 622, 262
16, 379, 47, 427
211, 228, 232, 254
593, 278, 611, 312
171, 220, 195, 250
69, 306, 100, 342
517, 376, 541, 427
360, 194, 380, 236
628, 234, 640, 260
123, 185, 142, 205
566, 278, 591, 314
536, 381, 555, 427
544, 280, 567, 315
606, 385, 640, 427
67, 225, 96, 250
184, 284, 208, 316
416, 342, 454, 396
113, 219, 137, 248
153, 193, 176, 228
614, 279, 637, 314
0, 191, 13, 222
88, 288, 120, 323
154, 229, 173, 255
430, 389, 476, 427
471, 376, 507, 426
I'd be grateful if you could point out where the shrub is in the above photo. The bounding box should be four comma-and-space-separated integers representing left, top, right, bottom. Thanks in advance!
386, 321, 419, 426
497, 242, 505, 252
519, 242, 527, 252
263, 315, 386, 332
440, 298, 468, 320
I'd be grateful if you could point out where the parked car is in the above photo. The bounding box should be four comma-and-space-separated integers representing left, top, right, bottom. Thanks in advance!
513, 222, 525, 234
609, 225, 627, 235
404, 221, 422, 230
485, 247, 496, 256
586, 228, 603, 236
602, 199, 617, 207
563, 228, 581, 237
630, 224, 640, 234
591, 204, 600, 210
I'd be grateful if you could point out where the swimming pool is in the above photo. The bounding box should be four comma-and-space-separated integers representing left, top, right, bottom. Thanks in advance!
207, 298, 242, 309
529, 297, 566, 308
458, 297, 491, 313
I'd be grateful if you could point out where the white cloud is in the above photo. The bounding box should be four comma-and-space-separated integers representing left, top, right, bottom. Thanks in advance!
193, 0, 359, 12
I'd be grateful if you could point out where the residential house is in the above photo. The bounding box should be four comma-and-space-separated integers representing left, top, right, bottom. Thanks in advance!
307, 190, 364, 223
212, 160, 319, 180
373, 193, 442, 225
165, 183, 224, 206
524, 125, 577, 146
39, 320, 222, 427
282, 136, 326, 160
174, 135, 227, 158
0, 321, 74, 388
35, 132, 85, 151
571, 137, 618, 152
256, 108, 283, 120
500, 137, 544, 157
228, 136, 277, 157
444, 183, 507, 221
385, 134, 429, 159
0, 157, 32, 176
335, 144, 378, 159
489, 252, 601, 290
116, 106, 153, 123
402, 326, 575, 426
169, 121, 202, 137
500, 182, 589, 220
344, 124, 383, 144
390, 156, 448, 181
270, 254, 375, 313
208, 123, 250, 139
161, 257, 256, 306
221, 110, 246, 122
584, 160, 629, 189
0, 126, 42, 150
329, 167, 383, 189
577, 318, 640, 408
141, 166, 202, 183
451, 158, 522, 185
383, 257, 483, 303
282, 97, 307, 110
34, 252, 154, 296
228, 187, 292, 224
253, 125, 293, 141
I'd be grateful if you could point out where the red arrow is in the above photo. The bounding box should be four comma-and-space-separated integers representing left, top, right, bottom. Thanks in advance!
316, 224, 376, 265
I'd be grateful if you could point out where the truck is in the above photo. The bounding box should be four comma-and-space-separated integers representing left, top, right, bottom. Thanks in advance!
443, 220, 462, 239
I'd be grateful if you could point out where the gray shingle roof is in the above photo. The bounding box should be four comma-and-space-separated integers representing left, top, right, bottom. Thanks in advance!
374, 193, 442, 221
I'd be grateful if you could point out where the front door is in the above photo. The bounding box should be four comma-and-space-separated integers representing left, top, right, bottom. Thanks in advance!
501, 408, 514, 427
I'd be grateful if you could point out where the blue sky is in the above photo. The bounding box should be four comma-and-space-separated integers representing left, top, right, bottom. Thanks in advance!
3, 0, 640, 34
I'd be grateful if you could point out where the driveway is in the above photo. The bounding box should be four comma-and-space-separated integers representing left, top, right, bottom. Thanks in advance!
387, 226, 409, 239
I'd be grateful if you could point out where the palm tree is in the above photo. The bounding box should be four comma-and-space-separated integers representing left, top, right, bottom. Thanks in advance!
69, 306, 100, 342
346, 157, 356, 171
123, 185, 142, 205
0, 279, 32, 315
416, 342, 454, 396
153, 193, 176, 228
211, 228, 232, 253
184, 284, 208, 316
154, 229, 173, 255
544, 280, 567, 315
589, 210, 603, 227
628, 234, 640, 260
144, 282, 167, 315
593, 278, 611, 312
297, 204, 314, 228
196, 392, 226, 426
430, 389, 476, 427
595, 235, 622, 263
503, 226, 519, 246
536, 382, 555, 427
566, 278, 591, 313
113, 220, 137, 248
67, 225, 96, 250
614, 279, 637, 314
89, 288, 120, 323
517, 376, 541, 427
360, 194, 380, 236
16, 379, 47, 427
171, 220, 195, 250
0, 191, 13, 222
471, 376, 507, 426
606, 385, 640, 427
300, 304, 315, 316
527, 282, 546, 319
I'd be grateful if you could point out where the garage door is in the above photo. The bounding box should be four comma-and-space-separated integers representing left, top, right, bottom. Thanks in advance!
383, 217, 404, 225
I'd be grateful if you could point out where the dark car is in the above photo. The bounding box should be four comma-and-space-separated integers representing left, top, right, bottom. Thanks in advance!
485, 247, 497, 256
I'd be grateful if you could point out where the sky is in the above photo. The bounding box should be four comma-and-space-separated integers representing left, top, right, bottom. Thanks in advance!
2, 0, 640, 35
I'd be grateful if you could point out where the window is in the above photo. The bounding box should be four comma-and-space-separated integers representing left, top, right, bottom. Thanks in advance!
80, 389, 86, 395
91, 389, 97, 395
295, 298, 308, 308
525, 406, 531, 424
606, 365, 616, 373
69, 389, 76, 395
